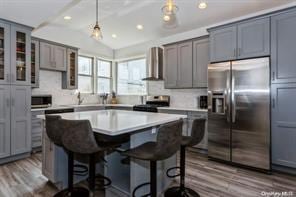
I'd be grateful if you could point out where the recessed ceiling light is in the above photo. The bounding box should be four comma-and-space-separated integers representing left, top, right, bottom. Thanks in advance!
163, 15, 170, 22
63, 16, 72, 20
136, 24, 144, 30
198, 2, 207, 9
112, 34, 117, 38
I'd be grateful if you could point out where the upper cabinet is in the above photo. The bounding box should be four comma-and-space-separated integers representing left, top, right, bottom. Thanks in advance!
209, 26, 237, 63
164, 44, 178, 88
62, 48, 78, 89
31, 39, 39, 88
0, 20, 32, 86
209, 17, 270, 63
177, 41, 193, 88
164, 36, 209, 89
0, 22, 10, 85
40, 41, 67, 71
237, 18, 270, 59
271, 9, 296, 84
193, 38, 209, 88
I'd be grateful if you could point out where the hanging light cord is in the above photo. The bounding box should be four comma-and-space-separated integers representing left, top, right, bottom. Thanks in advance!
96, 0, 98, 25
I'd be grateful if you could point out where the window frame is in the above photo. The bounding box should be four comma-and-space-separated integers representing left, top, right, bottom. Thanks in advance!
78, 55, 94, 94
96, 58, 112, 94
116, 57, 147, 96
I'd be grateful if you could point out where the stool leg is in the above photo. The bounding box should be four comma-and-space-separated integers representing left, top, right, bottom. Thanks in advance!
150, 161, 157, 197
89, 153, 96, 195
180, 145, 186, 192
68, 151, 74, 193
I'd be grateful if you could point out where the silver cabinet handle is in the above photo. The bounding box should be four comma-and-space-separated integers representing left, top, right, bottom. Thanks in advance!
272, 71, 275, 81
234, 49, 236, 57
272, 98, 276, 109
238, 48, 241, 57
6, 74, 10, 83
11, 74, 14, 82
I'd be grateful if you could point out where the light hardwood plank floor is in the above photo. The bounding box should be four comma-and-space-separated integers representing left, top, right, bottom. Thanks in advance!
0, 151, 295, 197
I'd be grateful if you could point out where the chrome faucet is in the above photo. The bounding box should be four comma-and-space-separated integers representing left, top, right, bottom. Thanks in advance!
77, 91, 84, 105
100, 93, 108, 104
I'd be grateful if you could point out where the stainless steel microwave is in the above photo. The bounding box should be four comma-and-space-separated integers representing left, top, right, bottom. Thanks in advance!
31, 95, 52, 109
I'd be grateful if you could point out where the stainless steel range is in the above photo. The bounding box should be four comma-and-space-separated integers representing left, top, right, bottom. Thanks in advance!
133, 95, 170, 112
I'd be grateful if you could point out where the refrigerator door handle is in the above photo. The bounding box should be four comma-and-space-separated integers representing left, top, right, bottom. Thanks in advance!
226, 70, 231, 122
232, 75, 236, 123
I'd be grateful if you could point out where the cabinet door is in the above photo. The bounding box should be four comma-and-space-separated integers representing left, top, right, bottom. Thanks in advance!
193, 38, 209, 88
0, 22, 10, 85
62, 49, 78, 89
272, 84, 296, 168
10, 85, 31, 155
53, 45, 67, 71
237, 18, 270, 59
164, 44, 178, 88
0, 85, 10, 158
10, 25, 31, 85
40, 42, 53, 70
271, 9, 296, 84
31, 39, 39, 88
177, 41, 193, 88
209, 26, 237, 63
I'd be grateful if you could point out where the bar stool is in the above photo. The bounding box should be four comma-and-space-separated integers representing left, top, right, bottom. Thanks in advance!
165, 118, 206, 197
60, 119, 112, 196
122, 119, 183, 197
45, 115, 89, 197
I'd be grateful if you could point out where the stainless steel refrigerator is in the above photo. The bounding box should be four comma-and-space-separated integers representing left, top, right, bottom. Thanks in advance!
208, 57, 270, 170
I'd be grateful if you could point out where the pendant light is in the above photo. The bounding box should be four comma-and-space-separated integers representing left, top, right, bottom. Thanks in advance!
91, 0, 103, 40
162, 0, 179, 29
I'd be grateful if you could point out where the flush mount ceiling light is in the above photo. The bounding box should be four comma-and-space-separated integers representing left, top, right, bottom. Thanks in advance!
91, 0, 103, 40
112, 34, 117, 38
198, 1, 207, 9
136, 24, 144, 30
162, 0, 179, 29
63, 16, 72, 20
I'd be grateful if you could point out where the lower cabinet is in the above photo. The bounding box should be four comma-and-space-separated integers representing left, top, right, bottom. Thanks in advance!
0, 85, 31, 161
158, 109, 208, 150
272, 84, 296, 168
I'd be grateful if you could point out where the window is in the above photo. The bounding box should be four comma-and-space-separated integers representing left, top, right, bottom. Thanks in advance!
117, 58, 147, 95
97, 59, 112, 93
78, 56, 93, 93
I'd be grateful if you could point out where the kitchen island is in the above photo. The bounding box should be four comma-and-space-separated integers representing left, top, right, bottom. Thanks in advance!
38, 110, 186, 196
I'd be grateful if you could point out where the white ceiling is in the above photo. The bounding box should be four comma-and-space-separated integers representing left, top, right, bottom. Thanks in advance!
0, 0, 295, 50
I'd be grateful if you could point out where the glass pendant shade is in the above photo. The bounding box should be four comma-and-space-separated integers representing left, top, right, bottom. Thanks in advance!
91, 22, 102, 40
162, 0, 179, 29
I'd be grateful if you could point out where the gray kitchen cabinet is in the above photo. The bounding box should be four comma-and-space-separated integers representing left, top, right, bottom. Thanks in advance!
40, 41, 67, 71
0, 85, 11, 159
74, 105, 105, 112
272, 84, 296, 168
10, 85, 31, 155
62, 48, 78, 89
271, 9, 296, 84
237, 18, 270, 59
31, 39, 39, 88
10, 25, 31, 86
177, 41, 193, 88
0, 21, 10, 85
164, 44, 178, 88
209, 26, 237, 63
193, 37, 209, 88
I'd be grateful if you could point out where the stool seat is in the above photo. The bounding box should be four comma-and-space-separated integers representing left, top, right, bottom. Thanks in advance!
181, 136, 193, 146
123, 142, 161, 161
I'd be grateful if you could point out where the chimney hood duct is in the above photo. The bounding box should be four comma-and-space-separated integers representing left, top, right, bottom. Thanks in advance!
142, 47, 164, 81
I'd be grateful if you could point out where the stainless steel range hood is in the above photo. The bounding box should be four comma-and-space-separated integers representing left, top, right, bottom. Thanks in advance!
142, 47, 164, 81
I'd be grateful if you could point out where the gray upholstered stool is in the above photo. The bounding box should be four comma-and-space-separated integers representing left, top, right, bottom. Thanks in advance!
60, 119, 111, 196
122, 119, 183, 197
165, 118, 206, 197
45, 115, 89, 197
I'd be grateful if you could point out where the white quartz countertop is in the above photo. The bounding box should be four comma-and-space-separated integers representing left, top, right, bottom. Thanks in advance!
157, 107, 208, 113
31, 104, 133, 112
38, 110, 187, 136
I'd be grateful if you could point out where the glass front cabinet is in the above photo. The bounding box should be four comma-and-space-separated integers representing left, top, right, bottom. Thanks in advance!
62, 48, 78, 89
31, 39, 39, 87
0, 21, 32, 86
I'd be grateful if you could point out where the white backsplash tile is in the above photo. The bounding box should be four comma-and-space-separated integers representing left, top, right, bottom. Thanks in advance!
32, 70, 100, 106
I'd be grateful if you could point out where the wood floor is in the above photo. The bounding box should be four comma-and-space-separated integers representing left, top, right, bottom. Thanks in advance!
0, 151, 295, 197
